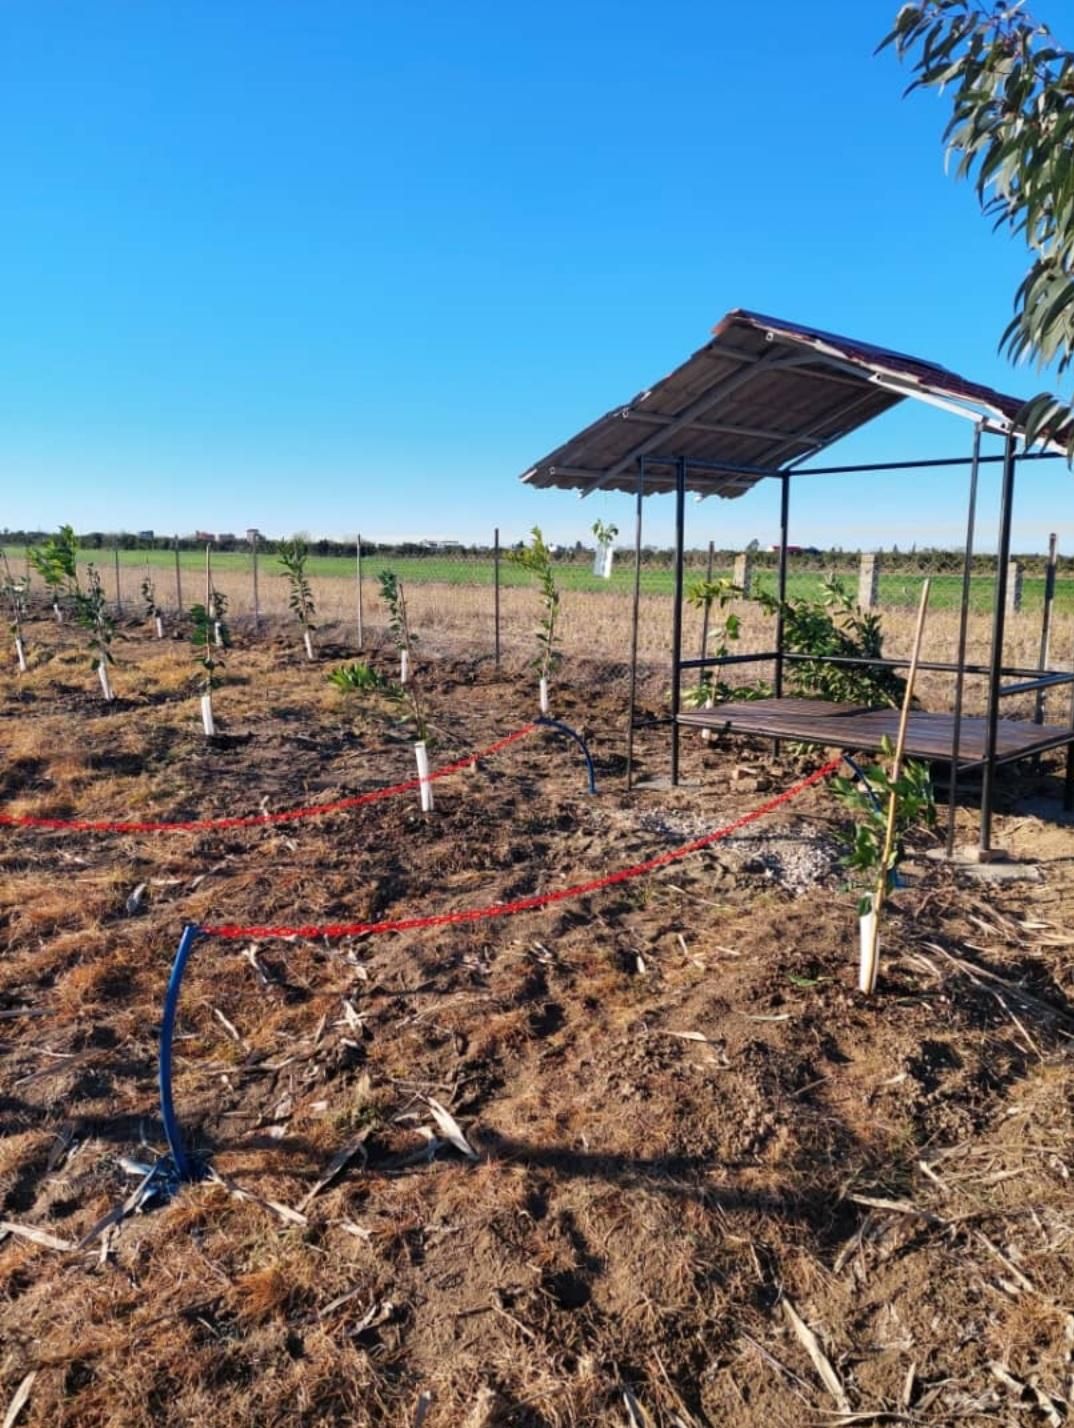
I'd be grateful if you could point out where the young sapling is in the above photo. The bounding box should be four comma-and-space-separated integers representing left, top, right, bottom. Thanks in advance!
28, 524, 78, 624
507, 526, 561, 715
378, 570, 428, 741
141, 565, 165, 638
73, 564, 118, 701
1, 551, 30, 671
277, 537, 317, 660
190, 546, 230, 736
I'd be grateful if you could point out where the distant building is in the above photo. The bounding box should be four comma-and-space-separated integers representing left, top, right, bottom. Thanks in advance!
419, 539, 463, 551
195, 531, 216, 543
138, 529, 155, 541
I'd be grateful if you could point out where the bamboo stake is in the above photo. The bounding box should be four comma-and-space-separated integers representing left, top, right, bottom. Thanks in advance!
861, 578, 931, 995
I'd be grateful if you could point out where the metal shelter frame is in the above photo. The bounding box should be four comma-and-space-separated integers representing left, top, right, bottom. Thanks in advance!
625, 440, 1072, 853
521, 311, 1074, 854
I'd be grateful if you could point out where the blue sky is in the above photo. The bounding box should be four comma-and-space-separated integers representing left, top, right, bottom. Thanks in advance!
0, 0, 1069, 551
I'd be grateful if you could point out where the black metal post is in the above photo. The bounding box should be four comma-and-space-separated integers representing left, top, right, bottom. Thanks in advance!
113, 547, 123, 616
697, 539, 715, 687
670, 455, 686, 786
774, 475, 790, 699
356, 533, 364, 651
980, 434, 1018, 854
250, 528, 260, 633
946, 424, 981, 857
1035, 532, 1058, 725
625, 461, 645, 789
174, 536, 183, 613
493, 526, 501, 668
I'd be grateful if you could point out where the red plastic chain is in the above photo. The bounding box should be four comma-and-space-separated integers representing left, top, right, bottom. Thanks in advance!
0, 725, 536, 834
201, 758, 841, 940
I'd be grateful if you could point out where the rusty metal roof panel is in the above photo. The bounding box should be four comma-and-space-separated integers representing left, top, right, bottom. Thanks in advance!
520, 309, 1029, 498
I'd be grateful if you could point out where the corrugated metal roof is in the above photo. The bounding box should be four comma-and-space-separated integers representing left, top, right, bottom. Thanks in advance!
519, 309, 1029, 498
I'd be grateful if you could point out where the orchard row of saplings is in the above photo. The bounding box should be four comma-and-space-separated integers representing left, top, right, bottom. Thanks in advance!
0, 526, 435, 739
3, 525, 928, 995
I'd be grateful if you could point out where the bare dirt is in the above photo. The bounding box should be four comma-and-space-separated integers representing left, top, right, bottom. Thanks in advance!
2, 613, 1074, 1427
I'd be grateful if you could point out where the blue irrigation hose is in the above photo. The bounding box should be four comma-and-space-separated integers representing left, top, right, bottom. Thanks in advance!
159, 922, 203, 1183
841, 753, 882, 814
536, 716, 597, 794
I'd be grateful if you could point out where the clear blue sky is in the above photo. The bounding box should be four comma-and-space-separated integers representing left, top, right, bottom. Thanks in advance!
1, 0, 1069, 551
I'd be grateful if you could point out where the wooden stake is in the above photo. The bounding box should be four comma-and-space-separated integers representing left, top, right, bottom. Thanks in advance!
861, 578, 931, 995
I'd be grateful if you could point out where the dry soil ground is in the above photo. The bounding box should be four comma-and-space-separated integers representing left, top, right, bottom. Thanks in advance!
2, 610, 1074, 1427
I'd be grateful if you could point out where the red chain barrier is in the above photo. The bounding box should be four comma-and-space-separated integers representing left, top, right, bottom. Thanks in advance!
201, 758, 841, 940
0, 725, 536, 834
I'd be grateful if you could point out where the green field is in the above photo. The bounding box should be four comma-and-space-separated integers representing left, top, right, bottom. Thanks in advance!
6, 545, 1072, 612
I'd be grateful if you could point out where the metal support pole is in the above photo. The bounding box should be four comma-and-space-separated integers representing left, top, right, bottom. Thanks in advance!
670, 455, 687, 786
250, 529, 260, 633
356, 533, 364, 651
113, 547, 123, 616
1035, 532, 1058, 725
697, 539, 715, 686
980, 434, 1018, 854
625, 462, 645, 789
774, 475, 790, 699
1066, 665, 1074, 811
493, 526, 501, 668
946, 424, 981, 857
174, 537, 183, 614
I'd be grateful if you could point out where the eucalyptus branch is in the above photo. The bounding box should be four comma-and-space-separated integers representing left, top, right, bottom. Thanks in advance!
884, 1, 1074, 452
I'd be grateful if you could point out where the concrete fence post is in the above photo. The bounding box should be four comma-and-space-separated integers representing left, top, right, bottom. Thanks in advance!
1006, 559, 1023, 614
733, 551, 753, 596
858, 552, 879, 611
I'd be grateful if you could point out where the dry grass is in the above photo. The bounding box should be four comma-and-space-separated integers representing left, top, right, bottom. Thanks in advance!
1, 616, 1074, 1426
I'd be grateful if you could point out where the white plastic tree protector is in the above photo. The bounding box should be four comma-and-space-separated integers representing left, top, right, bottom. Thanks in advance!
414, 740, 434, 812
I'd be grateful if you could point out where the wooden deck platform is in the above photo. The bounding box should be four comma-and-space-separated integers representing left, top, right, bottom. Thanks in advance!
677, 697, 1074, 768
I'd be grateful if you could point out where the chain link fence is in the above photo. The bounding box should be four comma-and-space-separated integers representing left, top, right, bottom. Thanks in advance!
5, 531, 1072, 672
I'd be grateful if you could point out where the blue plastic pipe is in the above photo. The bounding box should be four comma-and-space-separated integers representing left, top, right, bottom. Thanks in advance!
159, 922, 203, 1182
536, 716, 597, 794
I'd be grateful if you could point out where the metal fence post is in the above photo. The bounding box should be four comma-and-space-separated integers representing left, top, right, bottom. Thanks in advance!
249, 527, 260, 633
493, 527, 501, 667
697, 539, 715, 686
356, 533, 364, 650
174, 536, 183, 615
1035, 533, 1058, 725
113, 546, 123, 616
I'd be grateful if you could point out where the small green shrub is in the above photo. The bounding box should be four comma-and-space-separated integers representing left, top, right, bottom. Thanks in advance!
685, 576, 769, 706
29, 524, 78, 621
756, 575, 906, 708
327, 661, 385, 693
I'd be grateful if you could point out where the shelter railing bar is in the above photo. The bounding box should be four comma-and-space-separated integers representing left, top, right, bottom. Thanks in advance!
680, 651, 1074, 681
